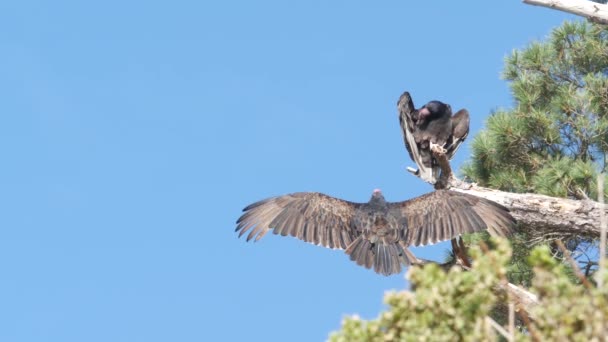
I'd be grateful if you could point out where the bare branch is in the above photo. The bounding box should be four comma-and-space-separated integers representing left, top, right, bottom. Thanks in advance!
448, 179, 608, 241
599, 174, 606, 287
508, 303, 515, 341
523, 0, 608, 25
410, 143, 608, 241
485, 316, 512, 340
555, 239, 593, 288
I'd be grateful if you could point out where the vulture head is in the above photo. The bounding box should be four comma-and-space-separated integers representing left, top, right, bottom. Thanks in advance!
370, 188, 386, 202
418, 101, 451, 123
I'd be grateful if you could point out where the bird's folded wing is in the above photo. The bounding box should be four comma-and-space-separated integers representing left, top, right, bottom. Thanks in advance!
236, 192, 360, 249
388, 190, 515, 246
446, 108, 470, 160
397, 91, 434, 182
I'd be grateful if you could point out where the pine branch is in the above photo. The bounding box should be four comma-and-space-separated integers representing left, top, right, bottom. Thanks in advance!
523, 0, 608, 25
412, 253, 541, 320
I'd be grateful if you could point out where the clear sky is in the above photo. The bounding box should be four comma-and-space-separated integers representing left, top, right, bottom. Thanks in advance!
0, 1, 575, 341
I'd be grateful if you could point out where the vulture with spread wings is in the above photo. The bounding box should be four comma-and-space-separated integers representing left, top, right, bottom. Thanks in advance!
236, 189, 515, 276
398, 92, 470, 184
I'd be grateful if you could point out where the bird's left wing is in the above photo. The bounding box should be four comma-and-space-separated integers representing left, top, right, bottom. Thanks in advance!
388, 190, 515, 247
397, 92, 434, 182
236, 192, 361, 249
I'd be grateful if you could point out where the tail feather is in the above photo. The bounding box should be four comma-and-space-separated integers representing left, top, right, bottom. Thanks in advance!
345, 237, 412, 276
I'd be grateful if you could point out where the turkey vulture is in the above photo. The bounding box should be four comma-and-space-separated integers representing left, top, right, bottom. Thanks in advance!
398, 92, 470, 184
236, 189, 514, 276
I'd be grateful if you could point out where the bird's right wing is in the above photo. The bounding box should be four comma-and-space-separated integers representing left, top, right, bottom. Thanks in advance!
236, 192, 361, 250
397, 91, 435, 183
446, 109, 470, 160
388, 190, 515, 247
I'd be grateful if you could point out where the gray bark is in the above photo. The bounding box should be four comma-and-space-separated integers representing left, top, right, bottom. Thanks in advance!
449, 180, 607, 243
523, 0, 608, 25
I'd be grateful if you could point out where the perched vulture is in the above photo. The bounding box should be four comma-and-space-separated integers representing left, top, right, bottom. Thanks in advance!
236, 189, 514, 276
398, 92, 470, 184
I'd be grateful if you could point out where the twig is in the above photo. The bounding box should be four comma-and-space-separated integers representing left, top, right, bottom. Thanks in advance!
599, 174, 606, 288
451, 237, 472, 268
485, 316, 512, 340
517, 306, 542, 342
555, 239, 593, 289
572, 186, 590, 200
508, 303, 515, 342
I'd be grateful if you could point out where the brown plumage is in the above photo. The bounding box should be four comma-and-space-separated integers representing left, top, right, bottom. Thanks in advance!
236, 189, 515, 276
398, 92, 470, 184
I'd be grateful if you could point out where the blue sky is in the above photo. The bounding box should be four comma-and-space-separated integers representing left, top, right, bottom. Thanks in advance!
0, 1, 574, 341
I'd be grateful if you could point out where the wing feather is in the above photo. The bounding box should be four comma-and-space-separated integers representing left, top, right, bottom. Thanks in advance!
398, 92, 435, 183
388, 190, 515, 247
446, 109, 470, 160
236, 192, 361, 250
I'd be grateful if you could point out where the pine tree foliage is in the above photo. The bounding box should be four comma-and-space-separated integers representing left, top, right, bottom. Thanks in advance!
462, 21, 608, 199
329, 240, 608, 341
329, 241, 511, 342
461, 20, 608, 281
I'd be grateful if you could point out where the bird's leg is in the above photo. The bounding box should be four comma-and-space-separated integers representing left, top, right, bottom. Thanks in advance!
431, 146, 453, 190
451, 237, 471, 268
429, 141, 447, 155
402, 247, 423, 265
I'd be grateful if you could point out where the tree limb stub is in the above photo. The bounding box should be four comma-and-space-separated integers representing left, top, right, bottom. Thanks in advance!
523, 0, 608, 25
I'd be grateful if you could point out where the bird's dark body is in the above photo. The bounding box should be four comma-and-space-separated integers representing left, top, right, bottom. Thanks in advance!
416, 103, 452, 171
348, 194, 410, 275
398, 93, 470, 184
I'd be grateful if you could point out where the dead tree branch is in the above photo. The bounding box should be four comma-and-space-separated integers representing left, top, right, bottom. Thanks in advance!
406, 138, 607, 242
448, 180, 608, 241
523, 0, 608, 25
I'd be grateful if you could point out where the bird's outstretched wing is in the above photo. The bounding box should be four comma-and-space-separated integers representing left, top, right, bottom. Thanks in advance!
236, 192, 361, 249
237, 192, 418, 275
446, 109, 470, 160
388, 190, 515, 247
397, 92, 435, 183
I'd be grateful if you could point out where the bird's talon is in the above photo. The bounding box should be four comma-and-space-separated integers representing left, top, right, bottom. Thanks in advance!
429, 142, 447, 154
